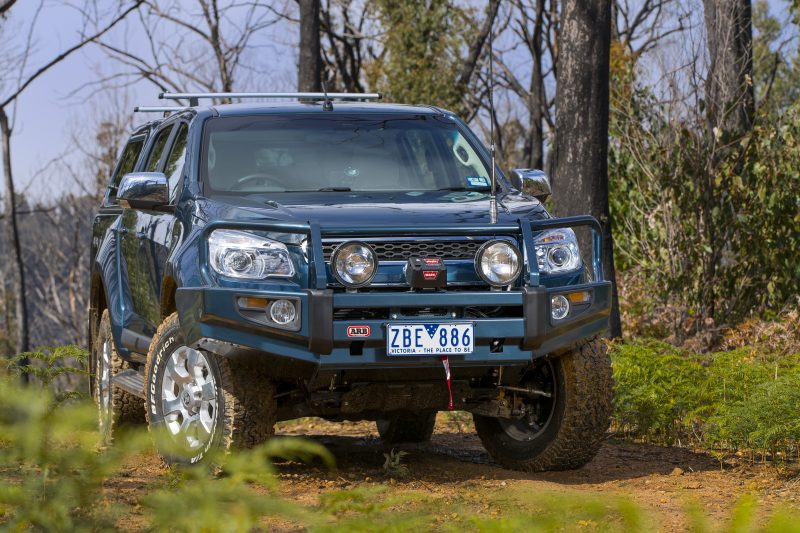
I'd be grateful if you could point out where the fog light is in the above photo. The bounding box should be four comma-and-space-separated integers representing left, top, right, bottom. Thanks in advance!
551, 295, 570, 320
269, 299, 296, 325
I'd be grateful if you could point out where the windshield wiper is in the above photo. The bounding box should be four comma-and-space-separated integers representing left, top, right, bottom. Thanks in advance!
317, 187, 352, 192
437, 186, 491, 192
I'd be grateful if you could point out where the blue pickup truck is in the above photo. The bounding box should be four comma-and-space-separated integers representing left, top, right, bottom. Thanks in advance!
89, 93, 612, 470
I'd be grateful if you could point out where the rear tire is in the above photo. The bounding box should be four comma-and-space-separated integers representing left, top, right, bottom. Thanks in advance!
377, 412, 437, 444
144, 312, 276, 465
474, 338, 612, 471
92, 309, 145, 444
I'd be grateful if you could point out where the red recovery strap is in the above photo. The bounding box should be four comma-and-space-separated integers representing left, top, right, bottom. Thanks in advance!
440, 355, 454, 411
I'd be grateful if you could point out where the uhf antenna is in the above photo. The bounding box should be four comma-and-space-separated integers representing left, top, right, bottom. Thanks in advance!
488, 20, 498, 224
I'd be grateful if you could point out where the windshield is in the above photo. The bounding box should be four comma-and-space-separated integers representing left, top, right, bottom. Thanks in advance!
201, 114, 492, 194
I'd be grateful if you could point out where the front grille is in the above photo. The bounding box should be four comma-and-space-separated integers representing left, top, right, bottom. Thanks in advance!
322, 238, 492, 262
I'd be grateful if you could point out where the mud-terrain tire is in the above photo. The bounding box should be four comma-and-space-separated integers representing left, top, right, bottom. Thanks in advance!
474, 338, 612, 471
377, 412, 437, 444
92, 309, 146, 443
144, 312, 276, 465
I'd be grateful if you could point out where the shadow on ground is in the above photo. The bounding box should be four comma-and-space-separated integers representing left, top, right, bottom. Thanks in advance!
275, 424, 719, 485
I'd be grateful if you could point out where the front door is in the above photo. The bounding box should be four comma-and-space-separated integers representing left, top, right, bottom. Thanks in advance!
118, 121, 188, 341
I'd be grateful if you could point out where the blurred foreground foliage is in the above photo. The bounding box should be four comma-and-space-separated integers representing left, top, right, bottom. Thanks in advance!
1, 346, 799, 531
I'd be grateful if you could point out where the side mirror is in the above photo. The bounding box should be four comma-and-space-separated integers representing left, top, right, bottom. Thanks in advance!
117, 172, 169, 210
509, 169, 551, 201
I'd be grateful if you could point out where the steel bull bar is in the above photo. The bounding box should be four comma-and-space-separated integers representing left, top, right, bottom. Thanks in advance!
178, 216, 611, 369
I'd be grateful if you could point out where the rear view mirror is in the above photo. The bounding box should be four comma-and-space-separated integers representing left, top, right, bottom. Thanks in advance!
510, 169, 551, 201
117, 172, 169, 210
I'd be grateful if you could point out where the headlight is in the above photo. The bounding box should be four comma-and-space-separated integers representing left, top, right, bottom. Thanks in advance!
475, 240, 522, 287
208, 229, 294, 279
331, 241, 377, 288
535, 229, 581, 274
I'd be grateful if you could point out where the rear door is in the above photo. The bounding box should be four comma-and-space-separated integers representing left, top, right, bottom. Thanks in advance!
91, 130, 149, 346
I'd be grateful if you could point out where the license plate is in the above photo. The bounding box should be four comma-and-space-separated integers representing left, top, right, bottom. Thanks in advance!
387, 323, 474, 356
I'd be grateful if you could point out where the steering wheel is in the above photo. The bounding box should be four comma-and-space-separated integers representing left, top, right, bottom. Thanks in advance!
231, 173, 284, 191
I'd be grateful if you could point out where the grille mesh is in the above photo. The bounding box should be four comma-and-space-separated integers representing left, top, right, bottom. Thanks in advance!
323, 239, 488, 262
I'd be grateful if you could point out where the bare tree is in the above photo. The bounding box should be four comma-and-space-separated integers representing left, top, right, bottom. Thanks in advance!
0, 0, 17, 17
298, 0, 322, 91
0, 1, 141, 361
457, 0, 501, 107
95, 1, 282, 100
703, 0, 754, 140
552, 0, 621, 338
483, 0, 560, 171
615, 0, 690, 56
498, 0, 551, 169
318, 1, 378, 93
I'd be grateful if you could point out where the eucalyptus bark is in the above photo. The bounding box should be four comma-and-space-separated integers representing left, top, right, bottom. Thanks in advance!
0, 107, 29, 365
703, 0, 754, 140
552, 0, 621, 338
298, 0, 322, 92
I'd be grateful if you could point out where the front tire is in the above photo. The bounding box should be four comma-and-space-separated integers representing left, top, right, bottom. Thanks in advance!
92, 309, 145, 444
377, 412, 437, 445
144, 312, 276, 464
474, 338, 612, 471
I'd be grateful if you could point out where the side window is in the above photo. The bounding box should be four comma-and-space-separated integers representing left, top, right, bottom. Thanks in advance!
144, 126, 173, 172
107, 137, 144, 204
163, 123, 188, 201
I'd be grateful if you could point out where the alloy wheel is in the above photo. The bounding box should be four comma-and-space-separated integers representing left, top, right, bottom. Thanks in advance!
160, 346, 218, 451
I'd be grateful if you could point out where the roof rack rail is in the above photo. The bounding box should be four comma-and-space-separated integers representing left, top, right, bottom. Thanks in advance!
159, 92, 382, 106
134, 106, 189, 113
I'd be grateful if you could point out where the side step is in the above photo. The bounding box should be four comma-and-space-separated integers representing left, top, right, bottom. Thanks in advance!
113, 369, 146, 399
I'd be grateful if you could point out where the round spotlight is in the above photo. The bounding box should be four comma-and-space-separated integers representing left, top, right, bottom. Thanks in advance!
331, 241, 378, 288
475, 240, 522, 287
269, 299, 297, 325
550, 295, 570, 320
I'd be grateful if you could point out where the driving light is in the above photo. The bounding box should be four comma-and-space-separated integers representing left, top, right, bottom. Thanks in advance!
551, 295, 570, 320
208, 229, 294, 279
269, 299, 297, 325
534, 229, 581, 274
331, 241, 377, 288
475, 240, 522, 287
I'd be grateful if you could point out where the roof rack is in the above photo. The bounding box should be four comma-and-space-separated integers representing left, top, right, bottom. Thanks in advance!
159, 91, 382, 106
134, 106, 189, 113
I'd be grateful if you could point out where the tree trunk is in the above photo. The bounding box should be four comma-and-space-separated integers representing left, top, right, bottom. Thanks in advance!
298, 0, 322, 92
525, 0, 546, 169
551, 0, 621, 338
0, 107, 30, 367
703, 0, 754, 140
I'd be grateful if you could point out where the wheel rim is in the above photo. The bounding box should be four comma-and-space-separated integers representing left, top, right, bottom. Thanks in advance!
498, 359, 558, 442
98, 339, 113, 433
161, 346, 217, 451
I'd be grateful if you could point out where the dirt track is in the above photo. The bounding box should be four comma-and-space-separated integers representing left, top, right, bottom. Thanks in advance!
108, 414, 800, 531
